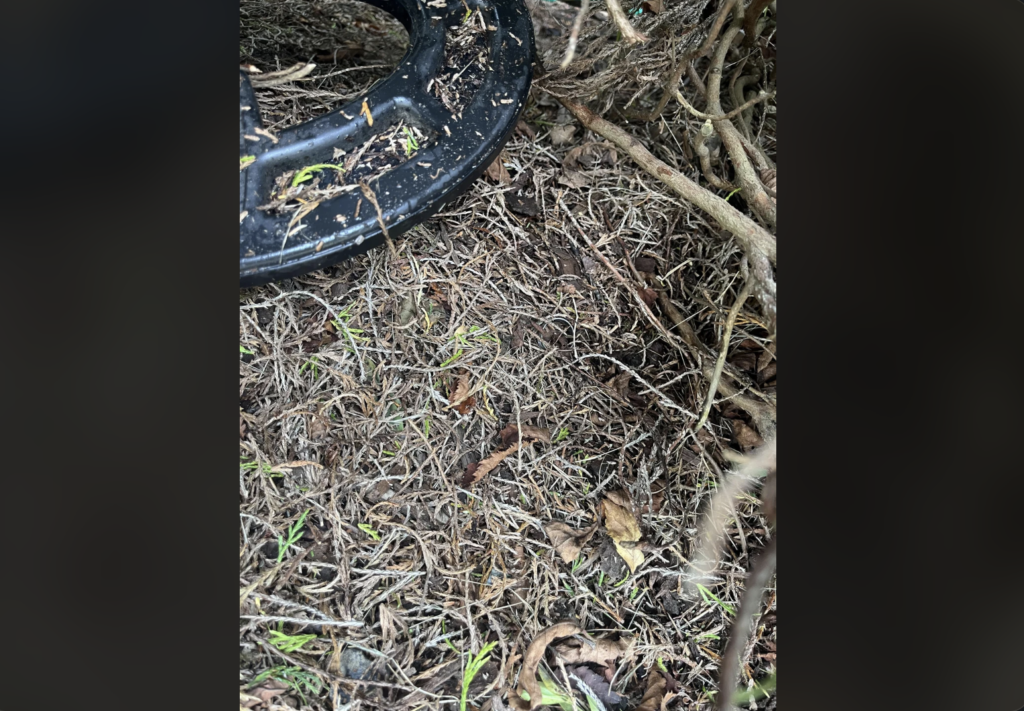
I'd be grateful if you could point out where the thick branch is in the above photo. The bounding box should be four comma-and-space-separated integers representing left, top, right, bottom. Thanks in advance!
559, 97, 776, 268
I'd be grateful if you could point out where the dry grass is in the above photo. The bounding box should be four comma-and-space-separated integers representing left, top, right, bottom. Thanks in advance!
240, 1, 776, 709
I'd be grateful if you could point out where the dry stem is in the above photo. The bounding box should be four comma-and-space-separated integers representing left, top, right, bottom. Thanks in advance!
695, 280, 751, 431
716, 536, 777, 711
606, 0, 649, 45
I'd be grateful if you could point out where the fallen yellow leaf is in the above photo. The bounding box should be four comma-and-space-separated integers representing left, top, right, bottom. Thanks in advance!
360, 98, 373, 126
602, 496, 645, 573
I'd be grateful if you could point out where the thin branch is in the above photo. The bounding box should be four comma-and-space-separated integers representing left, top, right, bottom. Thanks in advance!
688, 63, 708, 98
606, 0, 649, 44
560, 0, 590, 69
658, 292, 776, 438
698, 0, 739, 59
696, 125, 735, 191
675, 88, 775, 122
716, 536, 777, 711
696, 280, 752, 431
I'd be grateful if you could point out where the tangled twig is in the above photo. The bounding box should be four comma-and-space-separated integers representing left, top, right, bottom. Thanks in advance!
706, 9, 776, 228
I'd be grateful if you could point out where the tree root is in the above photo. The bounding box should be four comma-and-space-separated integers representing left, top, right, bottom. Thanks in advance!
707, 12, 776, 228
556, 95, 777, 332
617, 0, 736, 123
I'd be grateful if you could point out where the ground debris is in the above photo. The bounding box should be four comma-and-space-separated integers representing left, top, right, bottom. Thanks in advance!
544, 521, 598, 564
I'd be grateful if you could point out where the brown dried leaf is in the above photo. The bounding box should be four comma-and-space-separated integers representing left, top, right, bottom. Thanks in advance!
549, 123, 576, 146
461, 443, 520, 486
558, 170, 590, 189
552, 247, 582, 278
485, 154, 511, 184
511, 622, 584, 711
604, 489, 632, 509
641, 0, 664, 13
544, 521, 599, 564
638, 287, 657, 306
636, 672, 667, 711
448, 372, 475, 414
602, 497, 645, 573
562, 144, 590, 171
730, 419, 764, 452
519, 425, 551, 443
499, 423, 551, 447
241, 679, 288, 708
563, 142, 618, 170
515, 119, 536, 140
553, 634, 633, 665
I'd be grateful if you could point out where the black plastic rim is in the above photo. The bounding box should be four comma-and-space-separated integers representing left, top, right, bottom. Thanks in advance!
240, 0, 535, 287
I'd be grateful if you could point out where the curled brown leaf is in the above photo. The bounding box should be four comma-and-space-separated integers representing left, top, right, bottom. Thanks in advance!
544, 521, 599, 564
448, 371, 474, 413
485, 153, 512, 184
636, 672, 667, 711
511, 622, 584, 711
553, 634, 633, 666
241, 679, 289, 708
500, 423, 551, 447
461, 442, 522, 487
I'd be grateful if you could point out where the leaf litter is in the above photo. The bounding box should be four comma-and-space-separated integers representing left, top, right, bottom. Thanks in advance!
601, 492, 645, 573
240, 0, 778, 708
544, 520, 598, 564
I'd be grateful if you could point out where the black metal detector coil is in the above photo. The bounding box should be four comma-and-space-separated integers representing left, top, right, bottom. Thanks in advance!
240, 0, 535, 286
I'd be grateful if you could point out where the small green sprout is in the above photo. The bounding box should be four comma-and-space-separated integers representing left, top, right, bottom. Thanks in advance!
276, 509, 310, 564
291, 163, 344, 187
553, 427, 569, 443
240, 344, 255, 355
267, 630, 317, 654
520, 667, 575, 711
460, 641, 498, 711
403, 126, 419, 155
696, 583, 735, 616
240, 155, 255, 168
358, 523, 381, 541
732, 672, 776, 705
249, 665, 322, 705
298, 355, 320, 379
440, 349, 464, 367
